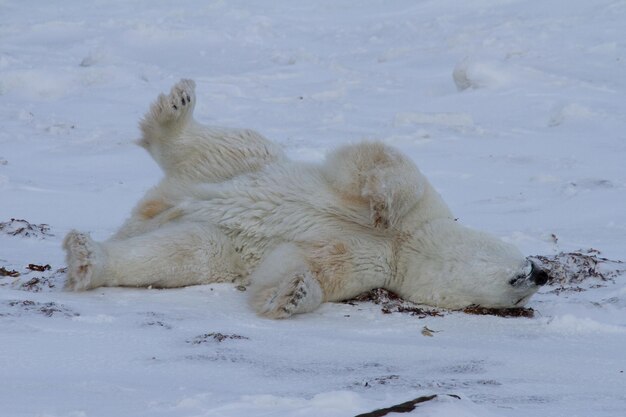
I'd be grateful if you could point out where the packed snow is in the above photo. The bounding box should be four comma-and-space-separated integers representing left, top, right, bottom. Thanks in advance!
1, 0, 625, 416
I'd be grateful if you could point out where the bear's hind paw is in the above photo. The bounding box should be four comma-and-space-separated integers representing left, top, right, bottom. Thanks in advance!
253, 272, 323, 319
63, 230, 103, 291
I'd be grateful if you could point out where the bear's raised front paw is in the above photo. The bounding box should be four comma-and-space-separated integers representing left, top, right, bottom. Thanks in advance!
149, 79, 196, 125
63, 230, 103, 291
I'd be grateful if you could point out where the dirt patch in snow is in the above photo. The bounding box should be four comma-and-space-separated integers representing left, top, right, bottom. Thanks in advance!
355, 394, 461, 417
0, 264, 65, 292
0, 218, 53, 238
344, 288, 444, 318
2, 300, 79, 318
462, 305, 535, 318
345, 288, 534, 318
0, 267, 21, 277
187, 332, 250, 344
531, 249, 625, 285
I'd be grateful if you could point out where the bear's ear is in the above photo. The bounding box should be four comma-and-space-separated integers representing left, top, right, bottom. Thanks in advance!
323, 141, 425, 229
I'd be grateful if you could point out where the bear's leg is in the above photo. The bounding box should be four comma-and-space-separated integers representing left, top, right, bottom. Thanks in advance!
138, 79, 284, 182
252, 271, 323, 319
251, 271, 324, 319
63, 230, 106, 291
64, 223, 242, 291
107, 184, 188, 241
137, 79, 197, 172
323, 142, 427, 229
248, 244, 323, 319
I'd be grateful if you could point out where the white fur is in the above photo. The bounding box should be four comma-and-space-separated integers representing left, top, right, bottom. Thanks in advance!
64, 79, 541, 318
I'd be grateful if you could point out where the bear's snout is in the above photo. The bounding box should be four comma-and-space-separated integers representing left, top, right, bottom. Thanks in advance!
530, 262, 549, 286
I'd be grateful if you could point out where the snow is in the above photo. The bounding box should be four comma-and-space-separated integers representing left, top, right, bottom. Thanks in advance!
1, 0, 625, 416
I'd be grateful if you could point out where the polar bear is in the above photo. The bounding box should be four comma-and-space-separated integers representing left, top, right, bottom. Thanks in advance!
63, 79, 548, 318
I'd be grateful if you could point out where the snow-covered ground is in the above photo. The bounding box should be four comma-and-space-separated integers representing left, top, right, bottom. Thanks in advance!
1, 1, 626, 416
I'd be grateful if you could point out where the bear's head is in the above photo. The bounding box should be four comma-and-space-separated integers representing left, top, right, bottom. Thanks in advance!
397, 218, 547, 309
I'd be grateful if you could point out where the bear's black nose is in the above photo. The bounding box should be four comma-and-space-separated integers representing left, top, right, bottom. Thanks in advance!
530, 263, 549, 286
